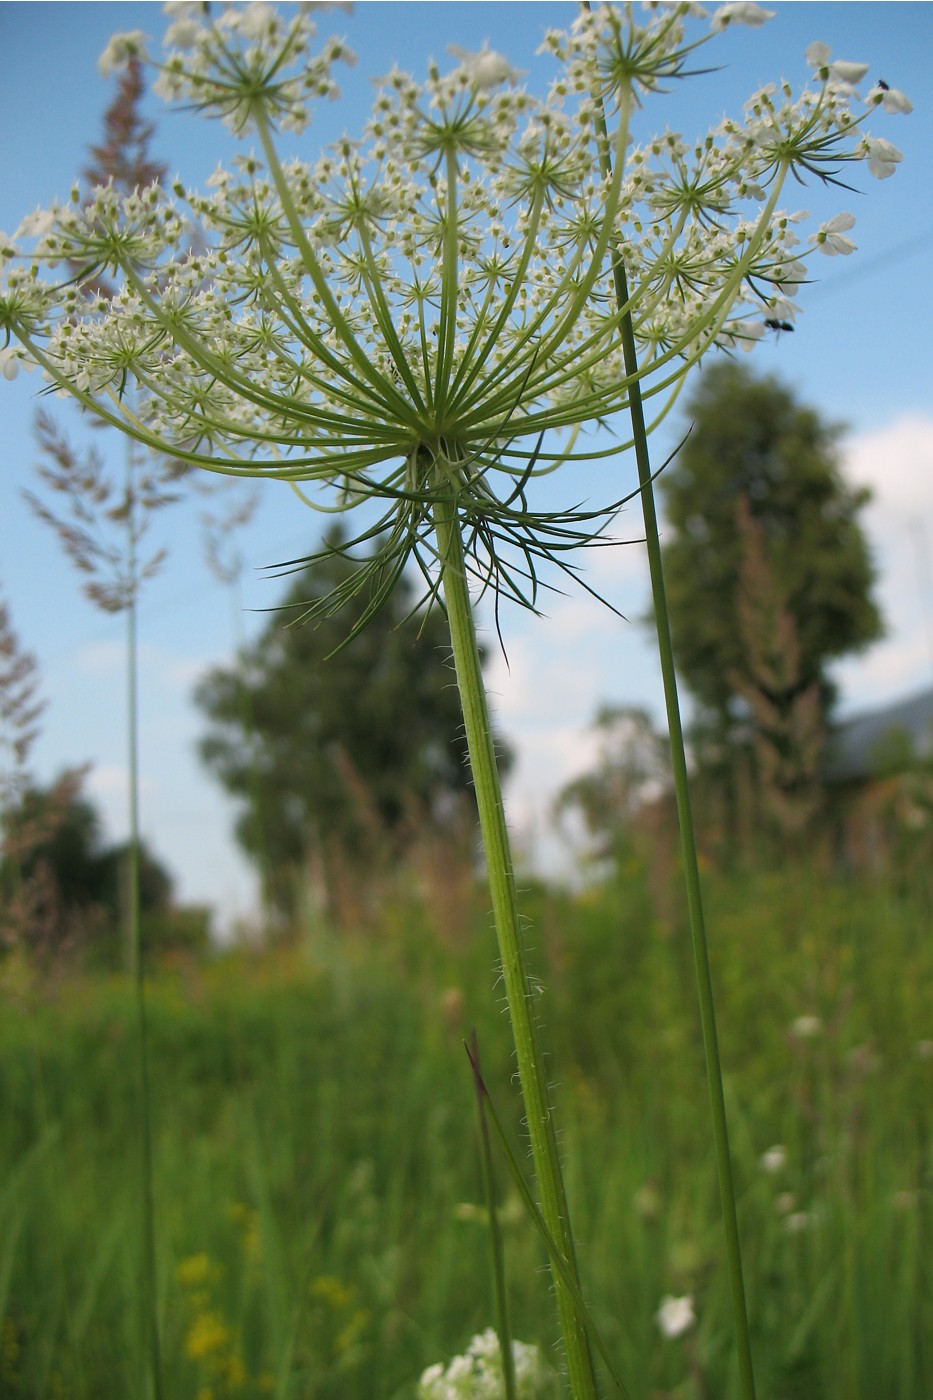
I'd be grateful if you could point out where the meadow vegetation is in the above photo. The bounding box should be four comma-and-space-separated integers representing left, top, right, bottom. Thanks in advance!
0, 4, 919, 1394
1, 850, 930, 1399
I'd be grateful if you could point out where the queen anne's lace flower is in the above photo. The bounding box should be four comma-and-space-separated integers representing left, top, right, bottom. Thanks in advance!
0, 3, 909, 608
418, 1330, 557, 1400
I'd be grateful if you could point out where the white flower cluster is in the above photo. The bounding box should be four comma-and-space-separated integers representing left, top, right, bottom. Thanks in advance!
0, 2, 909, 594
417, 1329, 557, 1400
655, 1293, 696, 1339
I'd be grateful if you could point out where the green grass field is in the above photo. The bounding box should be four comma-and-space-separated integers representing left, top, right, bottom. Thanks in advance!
1, 863, 931, 1399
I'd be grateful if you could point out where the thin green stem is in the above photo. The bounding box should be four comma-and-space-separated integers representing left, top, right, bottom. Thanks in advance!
578, 35, 756, 1389
125, 439, 163, 1400
469, 1035, 517, 1400
432, 488, 599, 1400
608, 197, 759, 1400
630, 307, 757, 1400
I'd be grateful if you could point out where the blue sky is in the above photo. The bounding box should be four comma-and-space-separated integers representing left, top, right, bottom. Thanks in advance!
2, 3, 932, 934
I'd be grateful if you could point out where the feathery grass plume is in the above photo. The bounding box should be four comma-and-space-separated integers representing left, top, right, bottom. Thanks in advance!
16, 53, 178, 1400
0, 593, 44, 798
0, 5, 909, 1394
0, 589, 47, 950
0, 589, 87, 956
25, 408, 181, 614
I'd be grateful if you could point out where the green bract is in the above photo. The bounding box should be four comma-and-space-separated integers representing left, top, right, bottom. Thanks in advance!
0, 1, 906, 609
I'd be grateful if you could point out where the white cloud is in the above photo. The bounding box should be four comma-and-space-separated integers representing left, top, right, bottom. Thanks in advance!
835, 414, 933, 712
845, 415, 933, 521
74, 637, 124, 678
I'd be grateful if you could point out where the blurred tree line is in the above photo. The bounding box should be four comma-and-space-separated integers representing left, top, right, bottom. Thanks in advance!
194, 536, 510, 927
557, 362, 911, 878
0, 592, 208, 966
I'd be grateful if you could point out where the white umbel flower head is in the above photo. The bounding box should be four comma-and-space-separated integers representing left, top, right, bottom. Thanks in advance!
418, 1329, 557, 1399
0, 3, 910, 614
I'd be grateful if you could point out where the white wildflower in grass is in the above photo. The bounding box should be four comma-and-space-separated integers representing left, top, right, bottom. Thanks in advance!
791, 1014, 823, 1039
418, 1330, 557, 1400
760, 1144, 787, 1174
656, 1294, 696, 1339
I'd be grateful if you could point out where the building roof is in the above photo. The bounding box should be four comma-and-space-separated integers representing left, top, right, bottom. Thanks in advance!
825, 684, 933, 783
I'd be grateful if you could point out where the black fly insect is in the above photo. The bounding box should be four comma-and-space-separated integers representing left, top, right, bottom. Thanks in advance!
764, 319, 794, 333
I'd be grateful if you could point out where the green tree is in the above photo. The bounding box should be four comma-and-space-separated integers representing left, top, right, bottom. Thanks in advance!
659, 361, 883, 837
195, 539, 509, 919
0, 776, 175, 960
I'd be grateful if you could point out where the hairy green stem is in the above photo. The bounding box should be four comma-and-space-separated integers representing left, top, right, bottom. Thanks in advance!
433, 493, 599, 1400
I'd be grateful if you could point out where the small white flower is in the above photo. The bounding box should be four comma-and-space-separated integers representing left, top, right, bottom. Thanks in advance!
224, 3, 278, 41
164, 16, 203, 49
784, 1210, 815, 1233
760, 1145, 787, 1174
711, 3, 775, 31
813, 212, 857, 256
447, 41, 523, 90
829, 59, 869, 86
805, 42, 831, 69
860, 135, 903, 180
656, 1294, 695, 1339
867, 84, 913, 115
0, 346, 21, 381
14, 207, 57, 240
98, 30, 148, 77
791, 1013, 823, 1038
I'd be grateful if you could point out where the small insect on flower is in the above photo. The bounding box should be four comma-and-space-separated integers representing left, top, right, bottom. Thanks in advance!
763, 319, 794, 333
